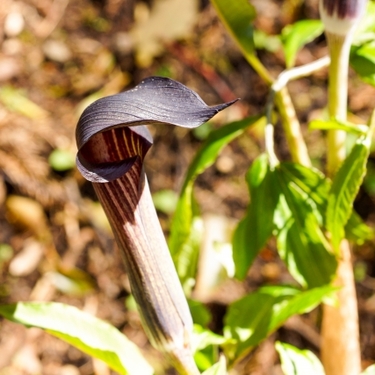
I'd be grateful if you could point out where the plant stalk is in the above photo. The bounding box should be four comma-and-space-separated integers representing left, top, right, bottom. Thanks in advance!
94, 160, 200, 375
326, 32, 351, 176
275, 88, 311, 166
322, 31, 361, 375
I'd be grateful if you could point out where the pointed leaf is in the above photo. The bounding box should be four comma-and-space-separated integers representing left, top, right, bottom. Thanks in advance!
232, 154, 280, 279
0, 302, 153, 375
278, 162, 330, 220
309, 119, 367, 135
201, 356, 227, 375
210, 0, 256, 59
275, 341, 325, 375
224, 285, 335, 361
182, 115, 263, 188
169, 116, 263, 281
274, 164, 337, 288
345, 210, 374, 245
279, 162, 373, 245
192, 325, 232, 353
327, 138, 371, 251
282, 20, 324, 68
350, 42, 375, 87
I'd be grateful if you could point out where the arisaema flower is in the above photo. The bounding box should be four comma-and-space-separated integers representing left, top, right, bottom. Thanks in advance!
76, 77, 236, 375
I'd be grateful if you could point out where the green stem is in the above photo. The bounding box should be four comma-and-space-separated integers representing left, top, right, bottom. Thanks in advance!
246, 54, 274, 84
247, 55, 311, 166
246, 55, 311, 166
326, 32, 351, 177
322, 28, 361, 375
275, 88, 311, 166
265, 57, 330, 167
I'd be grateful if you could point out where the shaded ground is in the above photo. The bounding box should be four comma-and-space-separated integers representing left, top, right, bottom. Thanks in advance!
1, 0, 375, 374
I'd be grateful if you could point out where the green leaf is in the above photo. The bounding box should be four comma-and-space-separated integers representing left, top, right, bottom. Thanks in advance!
152, 189, 178, 215
210, 0, 256, 59
351, 41, 375, 87
275, 341, 325, 375
192, 324, 233, 353
0, 86, 48, 119
183, 115, 263, 187
345, 211, 374, 245
232, 154, 280, 279
281, 20, 324, 68
348, 1, 375, 86
278, 162, 330, 217
274, 164, 337, 288
49, 149, 76, 172
0, 302, 153, 375
224, 285, 335, 361
309, 119, 367, 136
192, 325, 231, 372
278, 162, 373, 246
188, 299, 212, 327
201, 356, 227, 375
169, 116, 262, 284
353, 1, 375, 45
362, 364, 375, 374
254, 29, 281, 52
327, 138, 371, 251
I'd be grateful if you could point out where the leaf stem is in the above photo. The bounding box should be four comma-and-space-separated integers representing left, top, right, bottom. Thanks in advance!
265, 57, 330, 167
326, 32, 352, 176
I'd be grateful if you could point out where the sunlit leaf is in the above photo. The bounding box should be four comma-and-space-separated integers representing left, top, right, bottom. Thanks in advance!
345, 211, 374, 245
0, 86, 48, 119
201, 355, 227, 375
254, 29, 281, 52
353, 1, 375, 45
169, 116, 262, 285
0, 302, 153, 375
210, 0, 256, 59
192, 325, 232, 372
274, 164, 337, 288
192, 325, 232, 353
278, 162, 330, 221
282, 20, 324, 68
152, 189, 178, 215
275, 341, 325, 375
279, 163, 373, 246
232, 154, 279, 279
309, 119, 367, 136
49, 149, 76, 171
351, 41, 375, 87
224, 285, 335, 361
327, 139, 371, 251
188, 300, 212, 327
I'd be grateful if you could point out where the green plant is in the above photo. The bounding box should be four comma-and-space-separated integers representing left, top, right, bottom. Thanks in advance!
1, 1, 375, 374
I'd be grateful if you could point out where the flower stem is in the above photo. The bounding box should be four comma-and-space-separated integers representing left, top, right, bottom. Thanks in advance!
322, 29, 361, 375
326, 32, 352, 176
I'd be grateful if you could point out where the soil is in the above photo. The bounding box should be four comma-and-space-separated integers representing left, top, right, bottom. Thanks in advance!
1, 0, 375, 374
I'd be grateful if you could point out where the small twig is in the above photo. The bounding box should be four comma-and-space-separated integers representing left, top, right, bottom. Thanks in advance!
265, 56, 330, 167
272, 56, 330, 93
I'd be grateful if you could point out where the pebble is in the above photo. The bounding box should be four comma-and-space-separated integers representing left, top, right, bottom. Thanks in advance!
0, 58, 20, 81
4, 12, 25, 37
42, 39, 72, 63
8, 240, 44, 277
